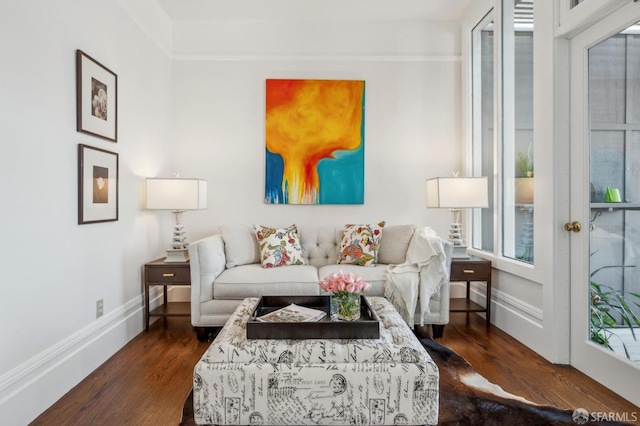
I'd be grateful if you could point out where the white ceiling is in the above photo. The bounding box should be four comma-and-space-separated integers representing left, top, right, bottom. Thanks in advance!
155, 0, 476, 21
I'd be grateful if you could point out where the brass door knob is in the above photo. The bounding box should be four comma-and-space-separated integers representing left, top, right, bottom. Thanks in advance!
564, 221, 581, 232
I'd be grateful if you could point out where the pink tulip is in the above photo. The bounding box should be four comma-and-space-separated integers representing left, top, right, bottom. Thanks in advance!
318, 270, 370, 295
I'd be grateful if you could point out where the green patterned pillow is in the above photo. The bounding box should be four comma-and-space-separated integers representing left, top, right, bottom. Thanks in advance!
337, 222, 385, 266
253, 224, 306, 268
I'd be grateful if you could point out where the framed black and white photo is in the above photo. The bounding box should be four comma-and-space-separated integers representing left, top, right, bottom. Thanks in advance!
78, 144, 118, 224
76, 50, 117, 142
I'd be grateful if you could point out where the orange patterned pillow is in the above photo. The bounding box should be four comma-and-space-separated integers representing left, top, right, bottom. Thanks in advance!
253, 224, 306, 268
337, 222, 385, 266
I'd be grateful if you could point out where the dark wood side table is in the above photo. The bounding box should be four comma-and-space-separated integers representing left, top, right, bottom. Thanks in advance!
144, 258, 191, 330
449, 257, 492, 328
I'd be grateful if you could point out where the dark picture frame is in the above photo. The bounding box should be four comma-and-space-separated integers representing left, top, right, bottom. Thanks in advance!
76, 50, 118, 142
78, 144, 119, 224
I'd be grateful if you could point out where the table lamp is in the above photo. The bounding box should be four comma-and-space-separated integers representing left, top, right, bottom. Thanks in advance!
426, 176, 488, 258
145, 176, 207, 262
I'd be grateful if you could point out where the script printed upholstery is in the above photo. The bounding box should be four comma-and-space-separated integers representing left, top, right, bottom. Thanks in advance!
193, 297, 439, 425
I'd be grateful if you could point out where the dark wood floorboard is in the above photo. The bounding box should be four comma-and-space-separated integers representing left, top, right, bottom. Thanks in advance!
30, 317, 211, 426
439, 313, 640, 419
31, 313, 639, 425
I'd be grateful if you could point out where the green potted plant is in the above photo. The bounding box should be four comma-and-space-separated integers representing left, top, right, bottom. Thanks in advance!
590, 263, 640, 359
515, 143, 534, 204
517, 143, 534, 178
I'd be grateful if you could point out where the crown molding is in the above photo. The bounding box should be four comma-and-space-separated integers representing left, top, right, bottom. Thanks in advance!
172, 54, 462, 62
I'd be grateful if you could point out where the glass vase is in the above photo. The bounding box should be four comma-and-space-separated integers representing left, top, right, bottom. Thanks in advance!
331, 292, 361, 321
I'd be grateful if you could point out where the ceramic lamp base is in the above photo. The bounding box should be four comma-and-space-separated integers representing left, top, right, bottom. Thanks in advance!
165, 248, 189, 262
451, 245, 470, 259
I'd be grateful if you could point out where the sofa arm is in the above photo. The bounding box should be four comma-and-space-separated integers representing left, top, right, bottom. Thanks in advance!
416, 239, 453, 325
430, 270, 450, 324
188, 234, 226, 325
436, 240, 453, 324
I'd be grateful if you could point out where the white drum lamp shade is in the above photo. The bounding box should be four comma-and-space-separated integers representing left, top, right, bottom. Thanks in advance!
145, 178, 207, 211
426, 177, 489, 209
145, 178, 207, 262
426, 176, 488, 256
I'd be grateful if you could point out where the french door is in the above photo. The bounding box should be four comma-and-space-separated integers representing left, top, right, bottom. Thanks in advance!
570, 2, 640, 408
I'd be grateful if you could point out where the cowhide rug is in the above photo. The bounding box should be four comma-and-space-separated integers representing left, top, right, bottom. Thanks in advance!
180, 337, 632, 425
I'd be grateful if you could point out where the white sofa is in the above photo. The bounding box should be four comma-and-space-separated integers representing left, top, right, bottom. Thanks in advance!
188, 224, 453, 340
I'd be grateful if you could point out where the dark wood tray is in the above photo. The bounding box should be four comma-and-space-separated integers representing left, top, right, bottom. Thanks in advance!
246, 295, 380, 340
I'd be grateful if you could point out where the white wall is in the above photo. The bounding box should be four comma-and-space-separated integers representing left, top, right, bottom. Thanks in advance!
0, 8, 467, 423
0, 1, 172, 423
171, 21, 464, 241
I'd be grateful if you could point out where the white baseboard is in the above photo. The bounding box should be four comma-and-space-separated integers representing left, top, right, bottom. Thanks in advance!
452, 282, 546, 356
0, 293, 154, 425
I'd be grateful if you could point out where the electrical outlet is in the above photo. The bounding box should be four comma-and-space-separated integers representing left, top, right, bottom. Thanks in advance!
96, 299, 104, 318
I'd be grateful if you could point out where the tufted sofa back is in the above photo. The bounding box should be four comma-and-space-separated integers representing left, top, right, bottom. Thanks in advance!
298, 226, 343, 268
300, 224, 417, 268
218, 224, 418, 269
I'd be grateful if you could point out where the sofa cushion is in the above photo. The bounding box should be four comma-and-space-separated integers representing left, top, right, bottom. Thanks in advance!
378, 224, 416, 265
221, 225, 260, 268
337, 222, 385, 266
254, 224, 306, 267
214, 264, 319, 299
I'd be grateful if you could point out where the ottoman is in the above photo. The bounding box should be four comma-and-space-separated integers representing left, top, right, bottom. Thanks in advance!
193, 297, 439, 425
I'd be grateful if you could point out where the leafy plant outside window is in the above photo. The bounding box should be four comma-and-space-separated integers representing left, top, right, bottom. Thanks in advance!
516, 143, 533, 178
590, 264, 640, 359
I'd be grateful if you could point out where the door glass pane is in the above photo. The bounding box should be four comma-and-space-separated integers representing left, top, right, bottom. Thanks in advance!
571, 0, 584, 9
472, 11, 495, 252
588, 22, 640, 362
503, 0, 534, 264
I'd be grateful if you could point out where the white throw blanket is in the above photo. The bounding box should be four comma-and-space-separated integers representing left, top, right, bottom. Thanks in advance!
384, 227, 449, 327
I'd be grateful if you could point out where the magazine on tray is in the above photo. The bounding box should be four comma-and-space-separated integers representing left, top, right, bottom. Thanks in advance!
256, 303, 326, 323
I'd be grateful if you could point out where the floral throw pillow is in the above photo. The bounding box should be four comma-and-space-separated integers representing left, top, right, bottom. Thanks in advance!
253, 224, 306, 268
337, 222, 385, 266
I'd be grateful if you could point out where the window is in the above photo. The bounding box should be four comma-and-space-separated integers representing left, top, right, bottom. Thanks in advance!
471, 11, 495, 253
471, 0, 535, 264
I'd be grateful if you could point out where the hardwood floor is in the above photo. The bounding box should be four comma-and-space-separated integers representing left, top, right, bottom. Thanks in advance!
31, 313, 639, 425
439, 314, 639, 419
30, 317, 211, 426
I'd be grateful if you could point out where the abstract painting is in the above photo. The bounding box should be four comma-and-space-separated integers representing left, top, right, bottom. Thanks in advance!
265, 79, 365, 204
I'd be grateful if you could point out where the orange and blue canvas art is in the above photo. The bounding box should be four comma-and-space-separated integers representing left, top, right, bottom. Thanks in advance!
265, 79, 365, 204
